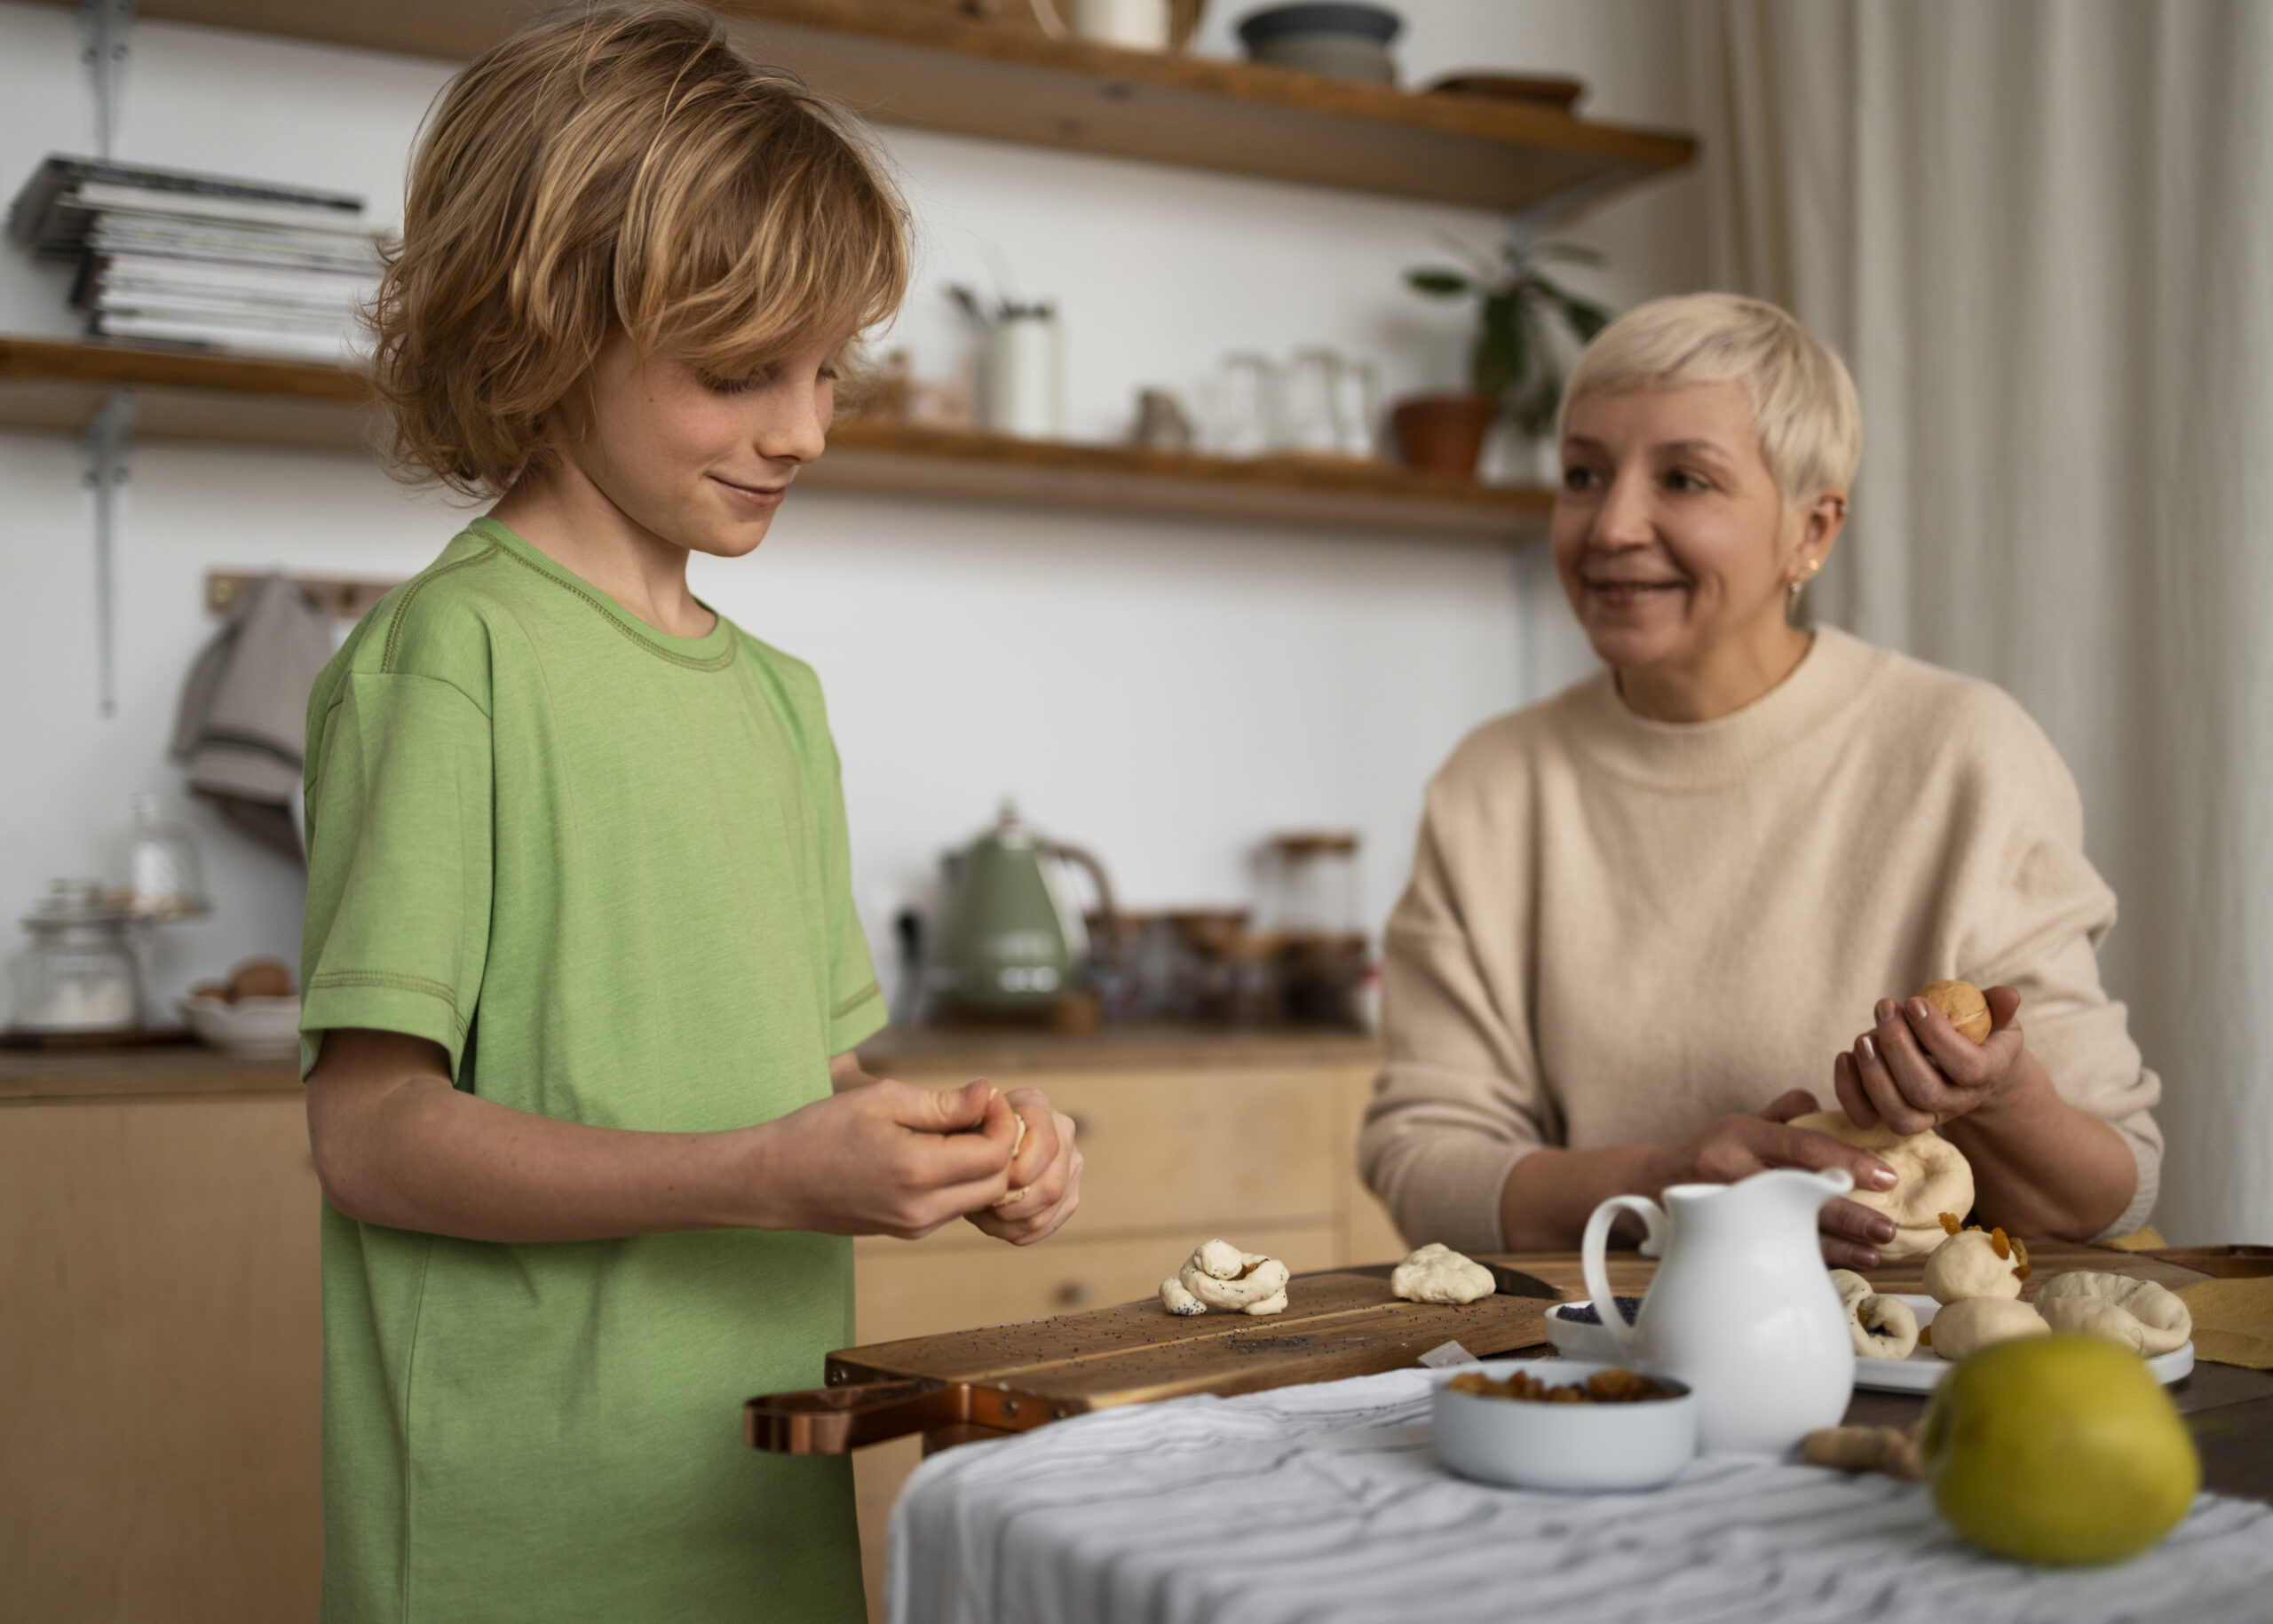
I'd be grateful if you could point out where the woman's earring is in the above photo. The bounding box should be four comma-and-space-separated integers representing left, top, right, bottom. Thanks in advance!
1788, 558, 1823, 615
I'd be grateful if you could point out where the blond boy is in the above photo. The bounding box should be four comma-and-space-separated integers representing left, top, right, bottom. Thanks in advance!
299, 9, 1081, 1618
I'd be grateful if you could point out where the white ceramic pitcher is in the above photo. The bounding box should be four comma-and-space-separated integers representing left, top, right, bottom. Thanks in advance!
1580, 1168, 1857, 1456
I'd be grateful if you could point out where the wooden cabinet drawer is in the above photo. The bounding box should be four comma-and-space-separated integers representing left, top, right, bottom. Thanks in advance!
855, 1221, 1339, 1348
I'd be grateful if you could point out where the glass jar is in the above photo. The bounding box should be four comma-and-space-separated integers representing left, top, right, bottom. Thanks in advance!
119, 793, 210, 919
10, 880, 141, 1034
1260, 832, 1361, 938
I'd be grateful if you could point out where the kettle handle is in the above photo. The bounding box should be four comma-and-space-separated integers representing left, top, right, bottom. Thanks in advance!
1580, 1194, 1666, 1362
1048, 841, 1120, 943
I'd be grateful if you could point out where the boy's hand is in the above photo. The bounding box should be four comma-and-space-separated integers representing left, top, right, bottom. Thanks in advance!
753, 1078, 1021, 1240
963, 1086, 1082, 1247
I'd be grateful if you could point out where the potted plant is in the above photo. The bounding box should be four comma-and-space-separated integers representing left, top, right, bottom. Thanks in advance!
1391, 236, 1613, 479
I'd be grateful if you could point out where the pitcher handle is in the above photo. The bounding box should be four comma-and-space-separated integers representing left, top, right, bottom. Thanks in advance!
1580, 1194, 1666, 1362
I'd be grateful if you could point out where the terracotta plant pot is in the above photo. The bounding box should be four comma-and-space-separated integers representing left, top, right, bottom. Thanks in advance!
1389, 392, 1495, 477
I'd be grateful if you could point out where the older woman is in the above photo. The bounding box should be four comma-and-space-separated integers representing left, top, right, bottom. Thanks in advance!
1358, 293, 2159, 1271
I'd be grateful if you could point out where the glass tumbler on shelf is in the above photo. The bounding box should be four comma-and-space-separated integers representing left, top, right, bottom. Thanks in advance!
1280, 348, 1347, 456
1333, 357, 1381, 459
1203, 352, 1279, 457
9, 880, 141, 1034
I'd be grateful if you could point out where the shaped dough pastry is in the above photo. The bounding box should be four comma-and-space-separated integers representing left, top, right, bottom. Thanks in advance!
1159, 1275, 1205, 1316
1161, 1239, 1291, 1317
1922, 1229, 2025, 1305
1789, 1110, 1976, 1261
1847, 1293, 1921, 1359
1828, 1269, 1873, 1311
2037, 1295, 2158, 1352
1929, 1295, 2047, 1360
2033, 1271, 2191, 1356
1390, 1243, 1495, 1305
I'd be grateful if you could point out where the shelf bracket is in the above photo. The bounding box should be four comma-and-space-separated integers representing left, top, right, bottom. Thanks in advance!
1509, 163, 1651, 239
83, 388, 136, 718
81, 0, 134, 160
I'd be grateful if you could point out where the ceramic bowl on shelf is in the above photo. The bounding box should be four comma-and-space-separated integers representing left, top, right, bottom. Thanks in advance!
1430, 1358, 1697, 1493
1237, 4, 1401, 82
177, 993, 300, 1058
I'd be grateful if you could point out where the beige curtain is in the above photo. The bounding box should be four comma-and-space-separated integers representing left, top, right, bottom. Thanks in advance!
1687, 0, 2273, 1245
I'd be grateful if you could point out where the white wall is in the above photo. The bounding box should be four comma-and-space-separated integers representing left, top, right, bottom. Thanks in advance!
0, 0, 1700, 1012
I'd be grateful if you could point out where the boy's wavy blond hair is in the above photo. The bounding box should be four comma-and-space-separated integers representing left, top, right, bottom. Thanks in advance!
1559, 292, 1862, 506
368, 2, 909, 496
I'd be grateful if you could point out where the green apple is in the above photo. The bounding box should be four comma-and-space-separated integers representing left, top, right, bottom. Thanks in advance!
1921, 1332, 2198, 1564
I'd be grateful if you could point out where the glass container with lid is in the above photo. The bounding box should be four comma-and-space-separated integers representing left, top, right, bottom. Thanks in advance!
10, 880, 141, 1034
1259, 831, 1361, 939
118, 792, 210, 919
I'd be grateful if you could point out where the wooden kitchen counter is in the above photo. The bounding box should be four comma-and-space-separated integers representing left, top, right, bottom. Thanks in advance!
0, 1042, 301, 1101
2, 1026, 1394, 1624
1, 1045, 322, 1623
859, 1019, 1381, 1074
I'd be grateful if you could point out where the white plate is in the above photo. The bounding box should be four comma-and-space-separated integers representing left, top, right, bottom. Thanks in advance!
1855, 1295, 2195, 1392
1548, 1295, 2196, 1394
176, 994, 301, 1058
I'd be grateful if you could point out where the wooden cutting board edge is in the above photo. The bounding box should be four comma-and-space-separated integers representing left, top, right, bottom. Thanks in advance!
826, 1271, 1560, 1408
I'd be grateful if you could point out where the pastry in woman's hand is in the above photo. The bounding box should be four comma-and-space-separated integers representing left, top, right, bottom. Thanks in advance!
1915, 978, 1992, 1042
1790, 1110, 1976, 1261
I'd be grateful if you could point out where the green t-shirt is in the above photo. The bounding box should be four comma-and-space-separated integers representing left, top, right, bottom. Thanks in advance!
299, 518, 886, 1623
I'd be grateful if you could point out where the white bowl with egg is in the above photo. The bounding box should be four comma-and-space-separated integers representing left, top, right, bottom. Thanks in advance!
1431, 1358, 1698, 1493
177, 994, 301, 1058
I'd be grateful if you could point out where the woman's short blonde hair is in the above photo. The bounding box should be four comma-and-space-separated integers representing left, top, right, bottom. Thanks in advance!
368, 2, 909, 495
1559, 293, 1862, 504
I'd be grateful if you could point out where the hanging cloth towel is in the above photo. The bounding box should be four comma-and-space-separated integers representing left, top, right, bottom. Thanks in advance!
170, 574, 337, 859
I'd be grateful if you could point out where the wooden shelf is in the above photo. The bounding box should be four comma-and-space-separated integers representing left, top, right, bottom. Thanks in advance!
0, 336, 1552, 540
24, 0, 1695, 215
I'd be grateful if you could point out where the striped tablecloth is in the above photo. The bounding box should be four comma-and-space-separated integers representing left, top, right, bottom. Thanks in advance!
888, 1368, 2273, 1624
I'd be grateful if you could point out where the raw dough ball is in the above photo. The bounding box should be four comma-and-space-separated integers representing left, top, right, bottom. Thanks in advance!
1389, 1244, 1495, 1306
991, 1109, 1032, 1209
1828, 1269, 1873, 1311
2033, 1271, 2191, 1357
1922, 1229, 2025, 1305
1917, 978, 1992, 1043
1929, 1296, 2047, 1360
1790, 1111, 1976, 1262
1166, 1240, 1291, 1317
1848, 1293, 1921, 1359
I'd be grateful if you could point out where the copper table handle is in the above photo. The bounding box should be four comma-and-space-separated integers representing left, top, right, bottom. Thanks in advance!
745, 1378, 1064, 1454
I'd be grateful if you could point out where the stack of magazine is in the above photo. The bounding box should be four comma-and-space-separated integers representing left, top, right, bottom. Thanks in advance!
7, 154, 387, 364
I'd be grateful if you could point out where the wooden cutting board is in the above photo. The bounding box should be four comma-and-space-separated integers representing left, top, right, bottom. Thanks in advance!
745, 1242, 2199, 1454
748, 1264, 1576, 1454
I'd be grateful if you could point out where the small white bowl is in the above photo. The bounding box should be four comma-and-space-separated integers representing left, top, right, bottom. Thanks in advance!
1543, 1300, 1633, 1365
1431, 1357, 1697, 1493
177, 994, 301, 1058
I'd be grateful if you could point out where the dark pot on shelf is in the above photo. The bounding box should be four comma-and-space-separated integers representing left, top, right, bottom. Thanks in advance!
1389, 392, 1495, 477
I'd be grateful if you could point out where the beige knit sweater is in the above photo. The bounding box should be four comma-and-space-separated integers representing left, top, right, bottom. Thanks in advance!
1358, 627, 2162, 1255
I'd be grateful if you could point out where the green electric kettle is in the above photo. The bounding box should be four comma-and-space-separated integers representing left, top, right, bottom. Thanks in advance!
931, 803, 1117, 1016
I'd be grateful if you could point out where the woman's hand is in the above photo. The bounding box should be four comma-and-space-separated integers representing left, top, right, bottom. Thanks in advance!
1659, 1089, 1901, 1270
963, 1087, 1083, 1247
1835, 986, 2027, 1136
